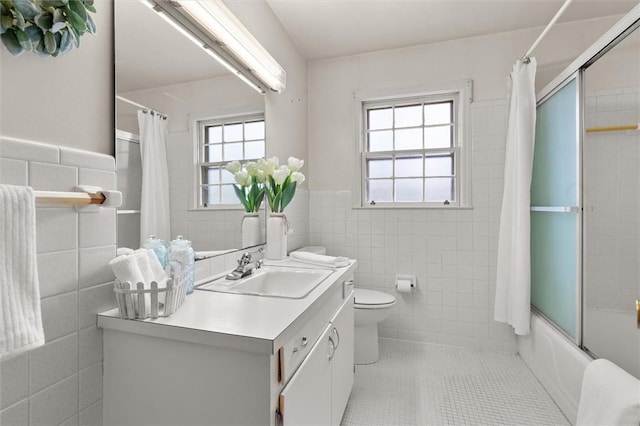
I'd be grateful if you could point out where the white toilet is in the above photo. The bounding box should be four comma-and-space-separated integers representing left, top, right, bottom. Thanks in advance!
292, 246, 396, 365
353, 288, 396, 364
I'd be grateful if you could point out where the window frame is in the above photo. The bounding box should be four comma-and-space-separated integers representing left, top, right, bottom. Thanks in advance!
355, 81, 472, 209
191, 112, 266, 210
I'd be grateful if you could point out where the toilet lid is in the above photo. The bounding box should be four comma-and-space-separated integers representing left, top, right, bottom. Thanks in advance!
354, 289, 396, 305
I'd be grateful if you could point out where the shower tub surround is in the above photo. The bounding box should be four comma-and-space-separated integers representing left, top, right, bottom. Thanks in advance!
310, 100, 515, 353
0, 137, 117, 426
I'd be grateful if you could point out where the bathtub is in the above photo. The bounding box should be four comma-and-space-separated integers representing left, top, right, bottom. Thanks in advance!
518, 313, 592, 424
583, 307, 640, 379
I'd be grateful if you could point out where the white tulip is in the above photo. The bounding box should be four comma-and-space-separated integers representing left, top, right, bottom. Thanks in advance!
255, 170, 266, 183
225, 160, 241, 174
245, 161, 259, 176
273, 166, 290, 185
234, 170, 251, 187
260, 156, 279, 176
291, 172, 305, 184
288, 157, 304, 172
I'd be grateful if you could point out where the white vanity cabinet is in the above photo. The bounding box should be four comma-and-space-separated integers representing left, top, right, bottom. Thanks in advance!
278, 293, 354, 426
99, 263, 356, 426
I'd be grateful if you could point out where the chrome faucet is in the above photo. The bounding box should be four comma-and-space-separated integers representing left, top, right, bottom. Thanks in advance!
226, 248, 264, 280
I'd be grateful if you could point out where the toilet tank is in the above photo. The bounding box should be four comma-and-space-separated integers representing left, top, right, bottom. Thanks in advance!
292, 246, 327, 255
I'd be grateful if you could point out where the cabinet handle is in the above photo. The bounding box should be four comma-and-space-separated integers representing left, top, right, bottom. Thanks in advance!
343, 279, 354, 298
292, 336, 308, 353
328, 335, 336, 361
332, 327, 340, 350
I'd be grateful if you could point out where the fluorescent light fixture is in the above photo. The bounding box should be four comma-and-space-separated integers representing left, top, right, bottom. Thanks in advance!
171, 0, 286, 93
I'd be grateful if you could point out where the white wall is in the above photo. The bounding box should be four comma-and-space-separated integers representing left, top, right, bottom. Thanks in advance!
306, 16, 621, 351
0, 0, 114, 156
0, 2, 115, 425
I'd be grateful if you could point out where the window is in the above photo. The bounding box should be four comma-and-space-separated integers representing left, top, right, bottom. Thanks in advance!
361, 90, 468, 207
197, 114, 265, 207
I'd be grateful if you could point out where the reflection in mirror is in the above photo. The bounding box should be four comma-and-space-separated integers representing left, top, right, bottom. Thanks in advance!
115, 0, 266, 255
582, 24, 639, 377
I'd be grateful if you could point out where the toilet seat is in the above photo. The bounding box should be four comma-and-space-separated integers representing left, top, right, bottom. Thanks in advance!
354, 289, 396, 310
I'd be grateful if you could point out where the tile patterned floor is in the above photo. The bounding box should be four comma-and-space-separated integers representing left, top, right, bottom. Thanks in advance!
342, 339, 569, 426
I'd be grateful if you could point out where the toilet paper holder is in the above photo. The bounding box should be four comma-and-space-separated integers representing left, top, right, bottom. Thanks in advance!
395, 274, 416, 292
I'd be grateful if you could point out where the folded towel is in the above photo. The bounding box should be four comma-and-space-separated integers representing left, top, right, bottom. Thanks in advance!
108, 253, 145, 286
0, 185, 45, 359
576, 358, 640, 426
289, 252, 350, 268
116, 247, 134, 257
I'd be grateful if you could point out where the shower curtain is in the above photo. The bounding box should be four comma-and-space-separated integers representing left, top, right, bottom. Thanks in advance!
494, 58, 537, 335
138, 110, 171, 243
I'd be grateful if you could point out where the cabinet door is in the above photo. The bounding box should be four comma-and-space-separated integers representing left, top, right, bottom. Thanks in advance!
330, 292, 354, 426
280, 324, 332, 426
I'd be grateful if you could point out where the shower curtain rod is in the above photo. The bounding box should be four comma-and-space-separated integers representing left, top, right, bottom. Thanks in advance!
116, 95, 168, 120
522, 0, 575, 63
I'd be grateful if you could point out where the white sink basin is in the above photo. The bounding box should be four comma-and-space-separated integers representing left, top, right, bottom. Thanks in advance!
197, 266, 334, 299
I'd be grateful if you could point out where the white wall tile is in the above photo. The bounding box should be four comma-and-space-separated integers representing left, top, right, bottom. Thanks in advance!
36, 208, 78, 253
78, 283, 117, 328
41, 292, 78, 341
79, 245, 116, 289
0, 137, 59, 163
79, 364, 102, 410
60, 415, 79, 426
79, 326, 103, 370
29, 333, 78, 393
78, 400, 102, 426
29, 374, 78, 426
0, 353, 28, 409
78, 168, 116, 191
0, 400, 28, 426
59, 147, 114, 171
79, 210, 116, 248
0, 158, 28, 185
29, 162, 77, 192
37, 249, 78, 298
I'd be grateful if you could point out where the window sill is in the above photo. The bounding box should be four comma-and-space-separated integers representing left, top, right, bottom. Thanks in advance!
351, 205, 473, 210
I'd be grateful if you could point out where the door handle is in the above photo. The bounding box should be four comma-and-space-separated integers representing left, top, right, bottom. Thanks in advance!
328, 335, 336, 361
636, 299, 639, 330
332, 327, 340, 350
292, 336, 308, 353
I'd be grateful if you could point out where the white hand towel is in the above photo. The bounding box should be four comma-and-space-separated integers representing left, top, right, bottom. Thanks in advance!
108, 253, 144, 286
143, 249, 168, 285
289, 252, 350, 268
0, 185, 45, 359
576, 358, 640, 426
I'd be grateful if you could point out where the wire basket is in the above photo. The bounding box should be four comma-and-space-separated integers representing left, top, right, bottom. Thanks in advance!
113, 268, 189, 319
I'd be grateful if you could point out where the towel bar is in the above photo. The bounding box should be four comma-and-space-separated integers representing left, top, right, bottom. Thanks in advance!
34, 186, 122, 209
34, 190, 106, 205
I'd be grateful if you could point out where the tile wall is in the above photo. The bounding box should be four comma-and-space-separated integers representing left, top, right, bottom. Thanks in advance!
583, 86, 640, 312
0, 137, 117, 426
309, 100, 518, 352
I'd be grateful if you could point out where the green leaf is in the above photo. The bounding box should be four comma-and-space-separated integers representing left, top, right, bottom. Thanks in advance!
43, 29, 55, 53
280, 181, 297, 212
14, 27, 32, 50
67, 21, 78, 46
40, 0, 68, 7
0, 0, 14, 11
14, 9, 25, 30
35, 12, 53, 30
1, 13, 14, 30
58, 26, 70, 51
255, 187, 265, 211
83, 1, 94, 13
1, 29, 25, 55
84, 9, 94, 33
14, 0, 40, 20
232, 184, 250, 212
52, 6, 63, 22
50, 20, 64, 32
24, 23, 41, 42
64, 6, 84, 34
67, 0, 84, 21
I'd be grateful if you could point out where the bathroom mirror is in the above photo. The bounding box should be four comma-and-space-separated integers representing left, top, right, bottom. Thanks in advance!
114, 0, 266, 254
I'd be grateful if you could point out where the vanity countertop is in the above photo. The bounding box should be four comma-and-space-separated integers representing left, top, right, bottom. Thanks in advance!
97, 259, 357, 355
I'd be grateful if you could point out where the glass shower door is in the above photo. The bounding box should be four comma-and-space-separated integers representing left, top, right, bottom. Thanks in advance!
530, 76, 581, 340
